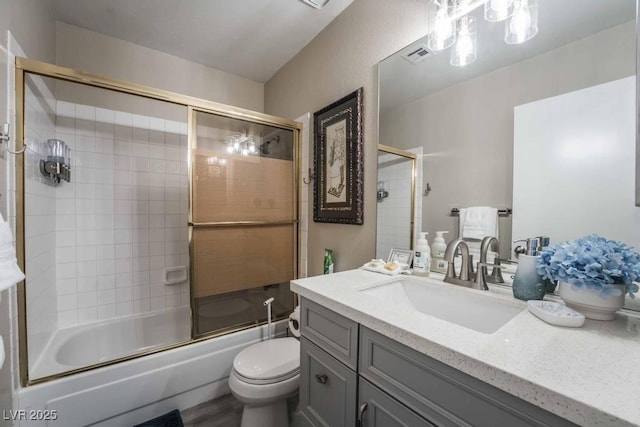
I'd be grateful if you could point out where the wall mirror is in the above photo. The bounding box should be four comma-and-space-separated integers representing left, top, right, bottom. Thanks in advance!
378, 0, 638, 263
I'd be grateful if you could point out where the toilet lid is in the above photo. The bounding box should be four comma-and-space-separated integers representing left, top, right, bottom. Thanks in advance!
233, 337, 300, 383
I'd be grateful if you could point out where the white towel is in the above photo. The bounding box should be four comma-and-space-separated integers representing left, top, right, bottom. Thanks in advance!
0, 336, 4, 370
459, 207, 499, 240
458, 207, 499, 263
0, 213, 25, 291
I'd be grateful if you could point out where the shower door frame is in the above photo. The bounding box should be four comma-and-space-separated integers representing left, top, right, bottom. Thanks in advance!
14, 57, 301, 386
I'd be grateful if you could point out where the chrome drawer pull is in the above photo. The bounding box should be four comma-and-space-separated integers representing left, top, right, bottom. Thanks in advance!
356, 402, 368, 427
315, 374, 328, 384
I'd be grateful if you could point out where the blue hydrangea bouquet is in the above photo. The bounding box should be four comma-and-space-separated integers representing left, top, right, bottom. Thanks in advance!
536, 235, 640, 298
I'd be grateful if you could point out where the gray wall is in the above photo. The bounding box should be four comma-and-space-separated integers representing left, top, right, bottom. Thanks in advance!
56, 22, 265, 113
264, 0, 429, 276
379, 21, 635, 257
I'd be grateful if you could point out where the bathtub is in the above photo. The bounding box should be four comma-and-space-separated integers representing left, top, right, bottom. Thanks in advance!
19, 311, 287, 427
30, 306, 191, 379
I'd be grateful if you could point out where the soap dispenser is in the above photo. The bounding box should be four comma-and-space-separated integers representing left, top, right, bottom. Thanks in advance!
512, 238, 545, 301
413, 232, 431, 277
430, 231, 448, 274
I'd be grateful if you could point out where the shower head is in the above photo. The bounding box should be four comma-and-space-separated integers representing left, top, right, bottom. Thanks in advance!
259, 141, 270, 155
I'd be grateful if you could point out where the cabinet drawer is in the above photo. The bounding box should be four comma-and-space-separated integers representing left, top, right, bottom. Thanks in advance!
300, 298, 358, 369
359, 327, 576, 427
359, 377, 435, 427
300, 336, 357, 427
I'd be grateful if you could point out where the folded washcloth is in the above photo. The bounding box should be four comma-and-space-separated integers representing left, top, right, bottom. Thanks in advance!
0, 220, 14, 246
0, 214, 25, 291
0, 336, 4, 370
459, 207, 499, 240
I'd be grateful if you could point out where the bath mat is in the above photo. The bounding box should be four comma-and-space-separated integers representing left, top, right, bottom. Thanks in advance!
133, 409, 184, 427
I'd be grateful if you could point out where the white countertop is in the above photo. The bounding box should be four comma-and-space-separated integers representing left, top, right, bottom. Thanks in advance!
291, 269, 640, 427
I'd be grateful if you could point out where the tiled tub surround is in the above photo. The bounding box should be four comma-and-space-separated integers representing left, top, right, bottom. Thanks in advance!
53, 101, 190, 328
291, 270, 640, 426
24, 75, 59, 368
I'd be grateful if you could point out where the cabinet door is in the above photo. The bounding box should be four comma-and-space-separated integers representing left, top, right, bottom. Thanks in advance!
300, 337, 356, 427
300, 298, 359, 369
360, 327, 577, 427
359, 378, 435, 427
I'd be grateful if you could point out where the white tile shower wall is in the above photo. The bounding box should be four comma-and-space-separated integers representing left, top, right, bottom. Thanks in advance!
55, 101, 189, 328
24, 75, 58, 368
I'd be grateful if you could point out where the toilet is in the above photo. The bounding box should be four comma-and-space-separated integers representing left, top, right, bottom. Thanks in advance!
228, 337, 300, 427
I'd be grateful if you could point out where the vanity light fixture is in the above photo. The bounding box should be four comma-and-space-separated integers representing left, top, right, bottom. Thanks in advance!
484, 0, 516, 22
427, 0, 457, 51
450, 15, 477, 66
427, 0, 539, 67
505, 0, 538, 45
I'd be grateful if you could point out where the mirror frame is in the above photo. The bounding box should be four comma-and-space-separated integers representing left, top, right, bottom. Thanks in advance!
636, 0, 640, 206
377, 144, 417, 250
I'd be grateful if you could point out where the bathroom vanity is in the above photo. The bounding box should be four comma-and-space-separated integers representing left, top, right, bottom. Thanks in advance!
291, 270, 640, 427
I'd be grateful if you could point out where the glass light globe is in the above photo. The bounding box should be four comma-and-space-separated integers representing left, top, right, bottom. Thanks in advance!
505, 0, 538, 44
427, 1, 456, 51
450, 16, 477, 67
485, 0, 515, 22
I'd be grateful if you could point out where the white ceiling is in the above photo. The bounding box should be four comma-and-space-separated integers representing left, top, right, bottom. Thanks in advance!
380, 0, 636, 113
52, 0, 353, 82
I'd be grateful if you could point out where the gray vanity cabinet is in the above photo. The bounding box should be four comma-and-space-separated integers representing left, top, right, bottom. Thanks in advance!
359, 327, 576, 427
300, 337, 357, 426
299, 298, 576, 427
358, 378, 435, 427
299, 298, 359, 427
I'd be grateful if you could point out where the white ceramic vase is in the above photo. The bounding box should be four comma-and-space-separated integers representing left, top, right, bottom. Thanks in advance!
558, 282, 625, 320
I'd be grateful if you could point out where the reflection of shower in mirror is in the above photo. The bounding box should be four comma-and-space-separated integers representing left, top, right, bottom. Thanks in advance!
377, 181, 389, 202
260, 135, 280, 155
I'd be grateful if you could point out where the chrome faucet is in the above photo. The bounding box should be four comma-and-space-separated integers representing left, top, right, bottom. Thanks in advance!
444, 238, 503, 291
480, 236, 504, 285
443, 239, 484, 290
444, 239, 470, 283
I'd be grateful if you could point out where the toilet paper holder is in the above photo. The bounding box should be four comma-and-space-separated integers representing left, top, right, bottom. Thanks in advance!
288, 306, 301, 338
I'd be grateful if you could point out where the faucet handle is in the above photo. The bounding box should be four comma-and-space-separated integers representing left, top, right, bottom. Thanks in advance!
474, 262, 503, 290
489, 258, 505, 284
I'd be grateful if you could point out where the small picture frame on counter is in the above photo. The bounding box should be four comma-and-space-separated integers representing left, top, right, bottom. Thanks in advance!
388, 248, 413, 266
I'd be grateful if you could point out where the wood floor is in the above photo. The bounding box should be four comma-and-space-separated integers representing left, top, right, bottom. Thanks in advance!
181, 393, 304, 427
182, 394, 243, 427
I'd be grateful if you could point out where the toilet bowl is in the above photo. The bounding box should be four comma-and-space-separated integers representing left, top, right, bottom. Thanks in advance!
228, 337, 300, 427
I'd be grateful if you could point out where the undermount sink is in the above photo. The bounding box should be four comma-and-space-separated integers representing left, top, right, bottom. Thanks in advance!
360, 278, 524, 334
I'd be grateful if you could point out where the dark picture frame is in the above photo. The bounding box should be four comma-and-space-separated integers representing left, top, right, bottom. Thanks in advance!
313, 87, 364, 224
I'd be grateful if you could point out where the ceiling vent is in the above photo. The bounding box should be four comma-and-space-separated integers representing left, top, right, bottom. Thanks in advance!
401, 45, 432, 65
300, 0, 331, 9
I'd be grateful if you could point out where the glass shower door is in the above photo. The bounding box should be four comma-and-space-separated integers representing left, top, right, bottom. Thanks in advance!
190, 110, 297, 337
20, 73, 191, 381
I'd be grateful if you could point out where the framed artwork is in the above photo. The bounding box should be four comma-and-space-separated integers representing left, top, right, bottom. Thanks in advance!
388, 249, 413, 266
313, 87, 364, 224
